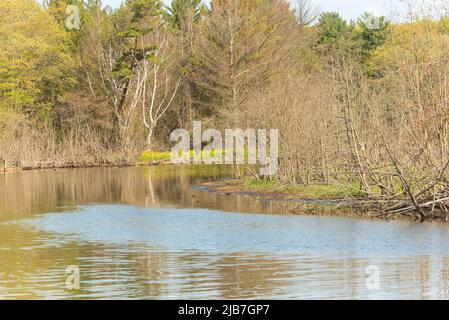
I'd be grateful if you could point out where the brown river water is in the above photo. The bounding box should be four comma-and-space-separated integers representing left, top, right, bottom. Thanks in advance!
1, 165, 449, 299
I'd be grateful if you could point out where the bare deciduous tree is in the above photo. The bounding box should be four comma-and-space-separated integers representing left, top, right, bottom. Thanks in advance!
292, 0, 319, 27
195, 0, 297, 126
140, 21, 185, 149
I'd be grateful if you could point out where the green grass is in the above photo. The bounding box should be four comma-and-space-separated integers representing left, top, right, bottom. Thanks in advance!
242, 177, 366, 199
139, 149, 228, 162
139, 151, 172, 162
138, 151, 377, 200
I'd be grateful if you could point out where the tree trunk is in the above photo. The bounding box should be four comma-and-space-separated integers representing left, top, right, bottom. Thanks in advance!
147, 127, 154, 151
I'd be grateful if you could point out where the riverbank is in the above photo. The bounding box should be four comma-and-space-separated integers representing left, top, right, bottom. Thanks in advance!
199, 177, 449, 223
2, 156, 449, 223
0, 151, 174, 173
0, 160, 134, 172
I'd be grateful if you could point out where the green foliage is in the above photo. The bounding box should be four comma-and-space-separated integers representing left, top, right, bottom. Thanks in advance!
315, 11, 362, 65
0, 0, 76, 121
438, 17, 449, 34
2, 0, 449, 178
111, 0, 167, 83
166, 0, 203, 29
126, 0, 164, 22
139, 149, 225, 162
356, 12, 390, 62
46, 0, 82, 25
139, 151, 172, 161
242, 177, 366, 199
116, 28, 142, 38
316, 11, 390, 75
317, 12, 353, 45
368, 20, 449, 77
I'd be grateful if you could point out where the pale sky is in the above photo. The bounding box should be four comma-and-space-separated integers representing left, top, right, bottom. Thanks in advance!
101, 0, 404, 20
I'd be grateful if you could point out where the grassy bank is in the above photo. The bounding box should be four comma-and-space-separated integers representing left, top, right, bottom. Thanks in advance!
138, 150, 227, 163
2, 150, 227, 170
239, 177, 366, 199
200, 176, 368, 200
139, 151, 172, 162
200, 177, 449, 222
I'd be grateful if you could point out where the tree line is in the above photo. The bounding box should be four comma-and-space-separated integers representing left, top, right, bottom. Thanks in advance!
1, 0, 449, 219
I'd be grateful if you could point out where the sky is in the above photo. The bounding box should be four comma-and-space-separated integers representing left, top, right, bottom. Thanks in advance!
100, 0, 403, 20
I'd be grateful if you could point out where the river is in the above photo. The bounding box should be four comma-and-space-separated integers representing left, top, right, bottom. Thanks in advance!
1, 165, 449, 299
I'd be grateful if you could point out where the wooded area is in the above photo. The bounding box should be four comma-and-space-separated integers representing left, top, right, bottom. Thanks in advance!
1, 0, 449, 220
